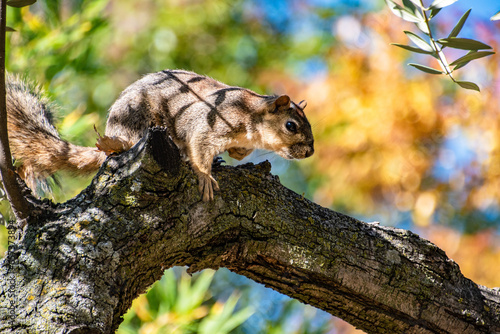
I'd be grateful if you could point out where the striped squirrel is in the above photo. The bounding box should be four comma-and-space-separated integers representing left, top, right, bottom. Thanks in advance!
7, 70, 314, 201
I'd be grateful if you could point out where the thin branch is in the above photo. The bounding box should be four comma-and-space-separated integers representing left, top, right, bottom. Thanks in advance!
0, 0, 30, 221
419, 0, 454, 80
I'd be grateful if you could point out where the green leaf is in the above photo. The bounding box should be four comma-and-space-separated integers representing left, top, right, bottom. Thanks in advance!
448, 9, 471, 38
199, 293, 254, 334
219, 307, 254, 334
175, 270, 214, 314
409, 63, 444, 75
491, 10, 500, 21
402, 0, 426, 22
429, 7, 442, 19
402, 0, 417, 12
392, 43, 435, 55
403, 0, 417, 12
452, 51, 474, 70
437, 37, 492, 51
449, 51, 495, 66
414, 21, 430, 35
161, 269, 177, 310
404, 31, 434, 52
407, 0, 423, 9
7, 0, 36, 8
453, 61, 469, 71
188, 270, 214, 310
429, 0, 458, 10
385, 0, 423, 23
455, 80, 480, 91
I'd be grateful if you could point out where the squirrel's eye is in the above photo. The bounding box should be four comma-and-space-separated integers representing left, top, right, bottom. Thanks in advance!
286, 121, 298, 133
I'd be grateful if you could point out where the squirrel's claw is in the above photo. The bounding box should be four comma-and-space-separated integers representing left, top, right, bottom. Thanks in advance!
212, 156, 226, 170
198, 173, 219, 201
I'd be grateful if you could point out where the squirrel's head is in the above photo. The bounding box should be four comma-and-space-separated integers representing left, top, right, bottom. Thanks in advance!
260, 95, 314, 160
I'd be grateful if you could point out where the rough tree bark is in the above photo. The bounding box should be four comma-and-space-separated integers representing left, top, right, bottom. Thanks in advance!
0, 128, 499, 334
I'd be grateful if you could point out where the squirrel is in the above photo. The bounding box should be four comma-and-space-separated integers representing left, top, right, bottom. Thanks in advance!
7, 70, 314, 201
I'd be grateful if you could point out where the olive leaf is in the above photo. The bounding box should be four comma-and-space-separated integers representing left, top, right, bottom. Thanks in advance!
402, 0, 417, 13
7, 0, 36, 8
414, 21, 430, 35
409, 63, 443, 75
404, 31, 434, 52
429, 7, 441, 19
437, 37, 492, 51
450, 51, 495, 67
429, 0, 459, 10
455, 81, 480, 92
392, 43, 435, 55
407, 0, 423, 9
491, 10, 500, 21
448, 9, 471, 39
385, 0, 422, 23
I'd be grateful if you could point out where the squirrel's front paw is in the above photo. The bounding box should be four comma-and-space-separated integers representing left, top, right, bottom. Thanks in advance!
198, 173, 220, 201
212, 156, 226, 170
228, 147, 253, 161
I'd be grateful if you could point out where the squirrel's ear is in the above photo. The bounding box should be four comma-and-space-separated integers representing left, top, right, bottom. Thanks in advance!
273, 95, 290, 111
298, 100, 307, 109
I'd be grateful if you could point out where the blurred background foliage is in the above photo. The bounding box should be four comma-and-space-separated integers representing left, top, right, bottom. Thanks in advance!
1, 0, 500, 333
118, 268, 255, 334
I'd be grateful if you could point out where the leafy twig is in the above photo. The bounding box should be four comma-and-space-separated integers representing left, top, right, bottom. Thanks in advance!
385, 0, 495, 91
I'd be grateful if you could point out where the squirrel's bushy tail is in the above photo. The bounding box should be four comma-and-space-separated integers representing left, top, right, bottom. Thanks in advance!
6, 75, 106, 192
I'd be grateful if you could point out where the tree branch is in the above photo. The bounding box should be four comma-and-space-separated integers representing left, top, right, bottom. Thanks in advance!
0, 128, 498, 334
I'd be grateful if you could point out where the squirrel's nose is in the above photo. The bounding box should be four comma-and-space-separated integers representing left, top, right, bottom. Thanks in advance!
305, 146, 314, 158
